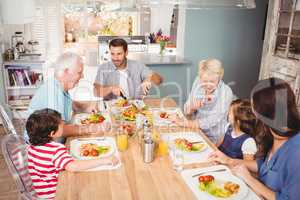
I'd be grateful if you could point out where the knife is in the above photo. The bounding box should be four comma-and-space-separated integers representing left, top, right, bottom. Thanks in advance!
120, 91, 127, 100
192, 168, 227, 178
103, 101, 107, 110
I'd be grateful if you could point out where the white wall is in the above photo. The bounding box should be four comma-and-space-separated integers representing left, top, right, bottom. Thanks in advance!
150, 5, 173, 35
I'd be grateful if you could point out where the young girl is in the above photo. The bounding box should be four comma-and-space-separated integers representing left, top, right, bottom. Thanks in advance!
26, 108, 118, 199
218, 99, 257, 160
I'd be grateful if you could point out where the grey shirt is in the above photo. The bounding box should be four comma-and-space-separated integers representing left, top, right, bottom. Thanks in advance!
95, 59, 152, 99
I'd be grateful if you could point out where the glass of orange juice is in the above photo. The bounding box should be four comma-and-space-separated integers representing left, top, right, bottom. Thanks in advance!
116, 132, 128, 151
157, 140, 168, 156
113, 119, 128, 151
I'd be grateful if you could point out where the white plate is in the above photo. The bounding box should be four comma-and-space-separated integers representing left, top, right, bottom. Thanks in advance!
73, 112, 111, 125
152, 108, 184, 125
166, 132, 208, 154
181, 166, 249, 200
70, 138, 115, 160
161, 132, 214, 164
110, 99, 146, 109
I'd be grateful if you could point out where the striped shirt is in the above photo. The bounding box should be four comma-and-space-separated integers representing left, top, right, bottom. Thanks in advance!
28, 142, 74, 199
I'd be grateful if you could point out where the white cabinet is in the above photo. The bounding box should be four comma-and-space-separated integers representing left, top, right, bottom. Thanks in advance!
2, 60, 44, 118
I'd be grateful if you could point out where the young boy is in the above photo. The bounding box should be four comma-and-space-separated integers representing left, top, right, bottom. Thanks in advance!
26, 108, 118, 199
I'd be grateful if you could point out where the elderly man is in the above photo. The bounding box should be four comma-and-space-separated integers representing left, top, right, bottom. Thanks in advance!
173, 58, 233, 144
25, 52, 105, 142
94, 38, 162, 100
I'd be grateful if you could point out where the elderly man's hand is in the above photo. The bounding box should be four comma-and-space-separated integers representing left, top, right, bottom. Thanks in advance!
141, 81, 152, 95
88, 122, 111, 135
85, 102, 99, 113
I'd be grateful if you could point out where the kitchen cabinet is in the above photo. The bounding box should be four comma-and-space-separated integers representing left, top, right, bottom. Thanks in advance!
260, 0, 300, 106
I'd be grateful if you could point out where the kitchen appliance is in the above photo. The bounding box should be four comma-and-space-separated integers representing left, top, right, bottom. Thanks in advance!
27, 40, 40, 53
11, 32, 25, 59
10, 33, 42, 60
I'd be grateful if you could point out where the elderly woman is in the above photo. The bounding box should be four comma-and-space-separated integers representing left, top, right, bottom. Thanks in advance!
209, 78, 300, 200
174, 58, 233, 144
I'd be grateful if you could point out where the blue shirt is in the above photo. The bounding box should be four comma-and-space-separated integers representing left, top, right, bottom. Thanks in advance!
24, 78, 72, 140
257, 133, 300, 200
218, 125, 250, 159
184, 77, 233, 144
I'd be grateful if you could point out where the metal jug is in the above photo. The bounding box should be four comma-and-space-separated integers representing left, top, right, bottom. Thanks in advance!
142, 138, 155, 163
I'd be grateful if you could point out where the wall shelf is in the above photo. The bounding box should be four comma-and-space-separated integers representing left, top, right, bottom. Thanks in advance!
2, 60, 45, 113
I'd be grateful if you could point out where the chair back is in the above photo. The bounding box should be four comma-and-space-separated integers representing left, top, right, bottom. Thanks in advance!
1, 134, 38, 199
0, 104, 18, 135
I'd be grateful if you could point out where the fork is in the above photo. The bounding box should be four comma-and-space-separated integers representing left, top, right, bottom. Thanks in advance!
191, 141, 205, 144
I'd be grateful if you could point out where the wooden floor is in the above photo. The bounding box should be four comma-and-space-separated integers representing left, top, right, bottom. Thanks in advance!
0, 120, 26, 200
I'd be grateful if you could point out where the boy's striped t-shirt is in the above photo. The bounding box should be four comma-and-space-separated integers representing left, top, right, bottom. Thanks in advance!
28, 141, 74, 199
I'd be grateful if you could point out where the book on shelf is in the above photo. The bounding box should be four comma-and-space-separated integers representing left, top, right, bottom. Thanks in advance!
5, 69, 14, 86
15, 70, 25, 86
6, 68, 43, 87
23, 70, 32, 85
9, 95, 32, 105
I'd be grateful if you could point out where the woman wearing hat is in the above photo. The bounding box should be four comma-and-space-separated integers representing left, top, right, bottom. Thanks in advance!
209, 77, 300, 200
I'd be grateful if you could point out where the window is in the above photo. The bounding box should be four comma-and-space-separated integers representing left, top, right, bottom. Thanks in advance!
63, 2, 139, 44
30, 0, 181, 61
31, 0, 63, 62
62, 1, 140, 56
275, 0, 300, 60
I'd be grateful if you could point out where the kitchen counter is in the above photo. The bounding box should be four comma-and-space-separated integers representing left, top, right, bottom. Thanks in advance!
127, 52, 190, 66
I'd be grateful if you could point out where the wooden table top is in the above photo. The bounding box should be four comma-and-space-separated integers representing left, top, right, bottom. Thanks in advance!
55, 98, 217, 200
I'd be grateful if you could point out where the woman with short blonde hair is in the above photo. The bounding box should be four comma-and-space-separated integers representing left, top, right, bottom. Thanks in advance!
173, 58, 233, 144
198, 58, 224, 79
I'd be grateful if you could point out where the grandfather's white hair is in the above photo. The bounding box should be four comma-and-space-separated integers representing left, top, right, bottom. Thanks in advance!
52, 52, 83, 74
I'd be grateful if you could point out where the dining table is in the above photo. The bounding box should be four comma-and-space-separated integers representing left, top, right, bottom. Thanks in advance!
55, 98, 260, 200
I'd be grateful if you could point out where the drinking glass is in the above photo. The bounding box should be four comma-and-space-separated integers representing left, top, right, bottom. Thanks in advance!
172, 149, 184, 172
157, 140, 168, 157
